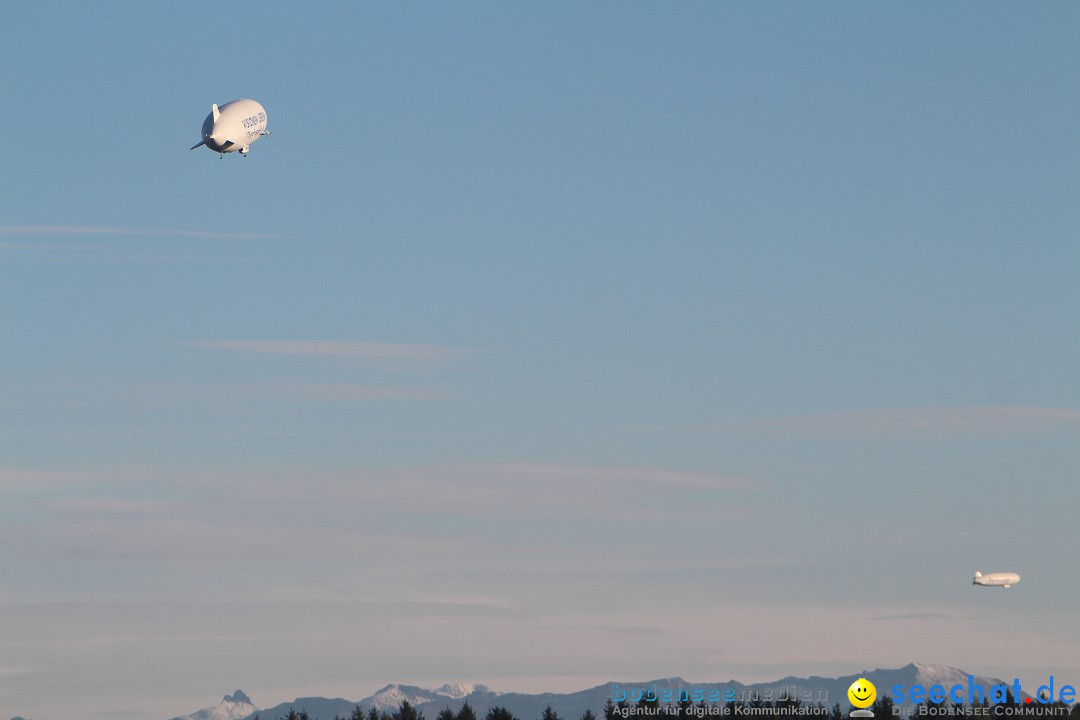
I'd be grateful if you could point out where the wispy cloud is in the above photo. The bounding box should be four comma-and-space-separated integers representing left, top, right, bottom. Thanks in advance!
0, 468, 114, 492
127, 381, 454, 406
233, 382, 455, 402
0, 225, 278, 240
193, 339, 474, 361
869, 611, 953, 622
235, 462, 764, 526
471, 462, 759, 492
12, 379, 454, 416
0, 664, 35, 677
748, 406, 1080, 436
0, 244, 239, 262
2, 462, 764, 575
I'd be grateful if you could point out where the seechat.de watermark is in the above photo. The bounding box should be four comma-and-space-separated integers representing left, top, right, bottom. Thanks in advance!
608, 675, 1076, 720
891, 676, 1075, 717
891, 676, 1075, 706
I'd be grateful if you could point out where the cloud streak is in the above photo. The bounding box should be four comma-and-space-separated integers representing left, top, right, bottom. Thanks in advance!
177, 461, 764, 529
727, 406, 1080, 436
234, 382, 455, 402
132, 381, 455, 405
1, 461, 766, 584
0, 225, 279, 240
0, 468, 115, 492
868, 611, 953, 622
193, 339, 474, 361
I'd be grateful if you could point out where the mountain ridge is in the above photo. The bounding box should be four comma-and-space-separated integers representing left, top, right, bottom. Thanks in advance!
167, 664, 1037, 720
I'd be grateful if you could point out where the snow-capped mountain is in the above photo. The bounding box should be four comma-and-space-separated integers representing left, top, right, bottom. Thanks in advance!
167, 663, 1037, 720
170, 690, 258, 720
435, 683, 484, 700
366, 683, 492, 713
228, 683, 492, 720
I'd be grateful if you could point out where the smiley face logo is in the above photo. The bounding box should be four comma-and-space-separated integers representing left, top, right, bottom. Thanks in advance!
848, 678, 876, 709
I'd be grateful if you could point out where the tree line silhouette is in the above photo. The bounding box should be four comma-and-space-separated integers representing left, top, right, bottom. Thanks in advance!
257, 692, 1080, 720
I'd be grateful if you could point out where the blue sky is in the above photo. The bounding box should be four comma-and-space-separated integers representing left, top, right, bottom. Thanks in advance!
2, 3, 1080, 719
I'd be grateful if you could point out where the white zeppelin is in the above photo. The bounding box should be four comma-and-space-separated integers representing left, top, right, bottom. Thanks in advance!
190, 99, 268, 157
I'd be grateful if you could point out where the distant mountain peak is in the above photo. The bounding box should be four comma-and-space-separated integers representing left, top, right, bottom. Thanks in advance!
170, 689, 258, 720
435, 683, 482, 698
364, 683, 466, 713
